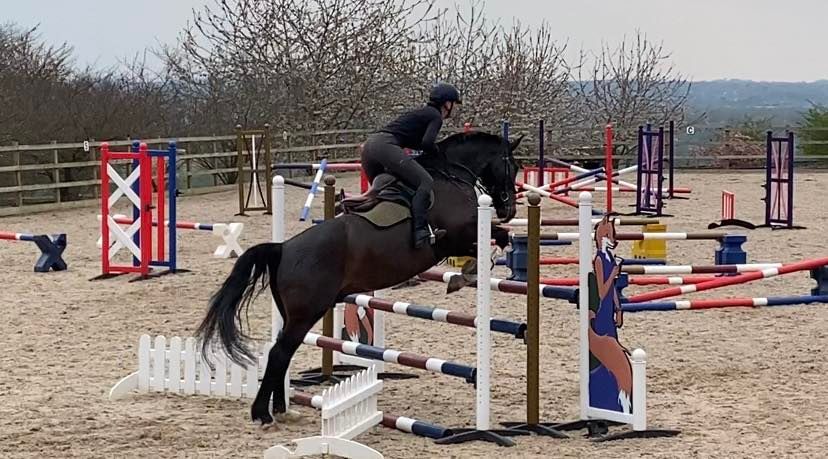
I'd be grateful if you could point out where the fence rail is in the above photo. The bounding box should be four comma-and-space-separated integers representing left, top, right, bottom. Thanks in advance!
0, 131, 368, 215
2, 126, 828, 216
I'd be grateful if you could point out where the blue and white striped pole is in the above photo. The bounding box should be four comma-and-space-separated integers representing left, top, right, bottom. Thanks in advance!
299, 158, 328, 221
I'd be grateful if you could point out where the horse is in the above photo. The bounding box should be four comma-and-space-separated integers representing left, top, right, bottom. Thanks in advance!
196, 130, 522, 425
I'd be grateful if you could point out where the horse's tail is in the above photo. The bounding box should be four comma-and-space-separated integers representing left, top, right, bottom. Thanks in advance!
196, 242, 282, 367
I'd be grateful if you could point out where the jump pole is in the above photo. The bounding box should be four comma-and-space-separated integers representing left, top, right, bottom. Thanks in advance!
540, 275, 718, 287
303, 333, 476, 381
299, 158, 328, 222
504, 217, 657, 227
547, 159, 637, 191
516, 167, 606, 199
0, 232, 68, 272
538, 231, 729, 241
622, 295, 828, 312
99, 215, 244, 259
290, 390, 454, 439
620, 263, 781, 275
342, 294, 526, 338
566, 166, 639, 193
625, 257, 828, 303
417, 269, 578, 303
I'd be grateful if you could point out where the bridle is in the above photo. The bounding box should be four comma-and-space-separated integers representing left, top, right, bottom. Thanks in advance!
429, 137, 516, 209
490, 137, 517, 206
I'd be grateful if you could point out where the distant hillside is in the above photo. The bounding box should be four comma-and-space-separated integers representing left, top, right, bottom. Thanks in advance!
686, 80, 828, 126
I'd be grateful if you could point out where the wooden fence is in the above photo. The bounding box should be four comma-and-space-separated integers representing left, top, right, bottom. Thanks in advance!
1, 125, 826, 216
0, 129, 369, 216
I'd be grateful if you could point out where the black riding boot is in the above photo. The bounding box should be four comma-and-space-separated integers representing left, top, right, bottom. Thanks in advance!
412, 188, 433, 249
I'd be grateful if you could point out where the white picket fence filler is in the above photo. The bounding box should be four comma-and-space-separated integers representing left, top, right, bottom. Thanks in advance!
264, 366, 384, 459
109, 334, 267, 400
110, 336, 385, 458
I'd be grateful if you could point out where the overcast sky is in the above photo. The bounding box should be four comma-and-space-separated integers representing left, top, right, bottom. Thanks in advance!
6, 0, 827, 82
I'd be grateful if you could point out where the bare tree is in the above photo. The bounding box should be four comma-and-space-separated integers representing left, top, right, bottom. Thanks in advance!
0, 24, 74, 143
575, 31, 691, 154
162, 0, 435, 132
0, 2, 695, 169
408, 0, 497, 121
484, 22, 580, 137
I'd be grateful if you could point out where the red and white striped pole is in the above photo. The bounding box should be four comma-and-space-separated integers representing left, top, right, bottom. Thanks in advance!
626, 257, 828, 303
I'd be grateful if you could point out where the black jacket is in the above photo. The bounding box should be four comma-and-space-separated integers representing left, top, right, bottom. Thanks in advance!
379, 104, 442, 154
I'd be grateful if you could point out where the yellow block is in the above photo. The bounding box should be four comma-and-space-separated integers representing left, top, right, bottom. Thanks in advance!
447, 256, 474, 268
632, 223, 667, 260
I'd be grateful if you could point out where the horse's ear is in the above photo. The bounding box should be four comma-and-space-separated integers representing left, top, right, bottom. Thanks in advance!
509, 135, 524, 151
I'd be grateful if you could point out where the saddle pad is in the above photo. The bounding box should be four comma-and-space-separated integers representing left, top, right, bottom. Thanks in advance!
351, 200, 411, 228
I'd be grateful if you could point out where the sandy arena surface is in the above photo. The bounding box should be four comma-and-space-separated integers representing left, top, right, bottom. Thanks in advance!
1, 170, 827, 458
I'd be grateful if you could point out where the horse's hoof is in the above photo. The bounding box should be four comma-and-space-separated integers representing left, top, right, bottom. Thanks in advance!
275, 409, 303, 423
446, 275, 467, 294
392, 278, 421, 289
252, 408, 274, 425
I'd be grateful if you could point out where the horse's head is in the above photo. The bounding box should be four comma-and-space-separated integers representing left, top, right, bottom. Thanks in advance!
436, 131, 523, 221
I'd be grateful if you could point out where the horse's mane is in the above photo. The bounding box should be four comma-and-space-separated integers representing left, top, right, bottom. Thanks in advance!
437, 131, 502, 149
418, 131, 505, 178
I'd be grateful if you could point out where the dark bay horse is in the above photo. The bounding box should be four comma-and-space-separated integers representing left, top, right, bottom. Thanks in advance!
196, 131, 522, 425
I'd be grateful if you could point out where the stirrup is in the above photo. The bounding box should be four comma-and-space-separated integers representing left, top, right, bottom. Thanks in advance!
426, 225, 447, 244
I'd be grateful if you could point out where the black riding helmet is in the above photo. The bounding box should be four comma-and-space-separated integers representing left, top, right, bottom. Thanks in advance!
429, 83, 462, 105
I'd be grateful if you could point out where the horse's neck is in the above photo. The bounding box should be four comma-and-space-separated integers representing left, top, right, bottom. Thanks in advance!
421, 146, 486, 182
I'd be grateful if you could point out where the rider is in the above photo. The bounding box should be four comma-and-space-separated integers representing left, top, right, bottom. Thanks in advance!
361, 82, 462, 248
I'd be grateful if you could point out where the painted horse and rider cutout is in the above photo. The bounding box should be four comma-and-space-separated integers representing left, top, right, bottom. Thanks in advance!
588, 215, 635, 415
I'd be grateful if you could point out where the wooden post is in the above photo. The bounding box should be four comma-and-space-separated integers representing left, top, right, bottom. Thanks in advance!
13, 143, 21, 208
236, 124, 273, 215
500, 192, 567, 438
236, 124, 246, 215
88, 138, 99, 201
52, 140, 61, 204
527, 192, 540, 423
322, 175, 336, 377
263, 123, 273, 214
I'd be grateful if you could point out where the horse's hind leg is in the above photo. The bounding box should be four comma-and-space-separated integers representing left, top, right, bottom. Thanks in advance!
251, 292, 336, 425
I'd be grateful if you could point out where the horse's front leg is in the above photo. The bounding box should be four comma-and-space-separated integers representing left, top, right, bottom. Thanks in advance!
491, 224, 510, 250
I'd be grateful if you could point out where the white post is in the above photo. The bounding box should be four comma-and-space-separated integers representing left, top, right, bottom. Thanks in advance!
372, 290, 386, 357
578, 191, 593, 420
476, 194, 492, 431
631, 348, 647, 431
271, 175, 289, 411
272, 176, 285, 341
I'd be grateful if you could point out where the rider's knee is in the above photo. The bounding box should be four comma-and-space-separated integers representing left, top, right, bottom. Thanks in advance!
419, 173, 434, 189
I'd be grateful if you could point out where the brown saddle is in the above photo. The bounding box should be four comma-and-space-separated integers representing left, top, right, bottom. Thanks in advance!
338, 173, 433, 215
